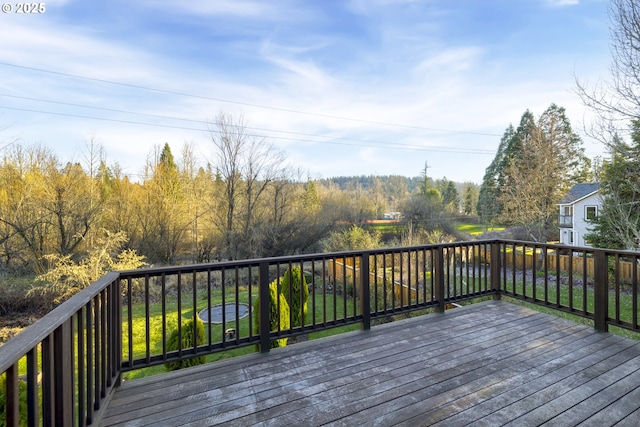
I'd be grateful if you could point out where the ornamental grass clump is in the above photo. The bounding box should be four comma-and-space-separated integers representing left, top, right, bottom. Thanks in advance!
164, 318, 206, 371
281, 267, 309, 327
253, 280, 290, 349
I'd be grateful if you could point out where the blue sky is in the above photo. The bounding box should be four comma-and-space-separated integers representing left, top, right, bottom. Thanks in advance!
0, 0, 610, 183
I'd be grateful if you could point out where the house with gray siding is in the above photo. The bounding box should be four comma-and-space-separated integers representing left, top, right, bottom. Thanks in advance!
558, 183, 601, 247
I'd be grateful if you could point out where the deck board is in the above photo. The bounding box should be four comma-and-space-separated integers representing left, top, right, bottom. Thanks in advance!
100, 301, 640, 426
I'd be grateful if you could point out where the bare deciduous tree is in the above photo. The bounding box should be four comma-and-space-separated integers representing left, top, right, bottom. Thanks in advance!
576, 0, 640, 249
576, 0, 640, 145
208, 113, 285, 259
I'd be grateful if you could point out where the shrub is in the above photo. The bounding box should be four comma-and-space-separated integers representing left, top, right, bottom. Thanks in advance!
164, 318, 206, 371
371, 279, 395, 312
253, 280, 290, 349
280, 267, 309, 327
32, 230, 147, 307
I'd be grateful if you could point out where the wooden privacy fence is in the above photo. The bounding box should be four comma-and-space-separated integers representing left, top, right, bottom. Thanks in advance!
495, 250, 640, 282
330, 256, 418, 303
503, 252, 595, 276
330, 245, 492, 304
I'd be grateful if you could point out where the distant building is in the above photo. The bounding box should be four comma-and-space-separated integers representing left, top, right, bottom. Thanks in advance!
558, 183, 601, 247
382, 212, 402, 220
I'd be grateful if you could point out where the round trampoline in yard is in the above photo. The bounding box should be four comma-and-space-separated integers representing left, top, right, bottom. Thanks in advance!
198, 303, 251, 324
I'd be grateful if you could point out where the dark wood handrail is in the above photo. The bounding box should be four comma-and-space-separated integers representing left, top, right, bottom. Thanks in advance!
0, 272, 119, 374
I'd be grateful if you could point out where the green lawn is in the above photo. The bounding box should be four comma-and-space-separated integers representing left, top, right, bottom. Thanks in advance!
456, 223, 505, 235
364, 222, 406, 233
122, 286, 357, 380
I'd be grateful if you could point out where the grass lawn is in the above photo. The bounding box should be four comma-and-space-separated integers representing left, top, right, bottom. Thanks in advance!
122, 286, 357, 380
364, 222, 406, 234
456, 223, 505, 235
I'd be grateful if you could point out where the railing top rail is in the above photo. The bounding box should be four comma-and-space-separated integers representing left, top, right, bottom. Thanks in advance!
498, 239, 640, 256
117, 240, 501, 279
497, 239, 595, 250
0, 271, 120, 373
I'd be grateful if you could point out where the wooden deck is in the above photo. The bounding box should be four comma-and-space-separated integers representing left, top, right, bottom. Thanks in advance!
100, 301, 640, 426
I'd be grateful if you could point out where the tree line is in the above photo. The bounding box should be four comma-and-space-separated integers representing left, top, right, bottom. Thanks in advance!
0, 113, 480, 277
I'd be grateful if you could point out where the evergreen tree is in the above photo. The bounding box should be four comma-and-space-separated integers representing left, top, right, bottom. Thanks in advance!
164, 318, 206, 371
419, 161, 433, 196
439, 179, 459, 213
462, 183, 479, 216
253, 280, 290, 348
280, 266, 309, 327
477, 123, 518, 223
586, 122, 640, 249
478, 106, 591, 241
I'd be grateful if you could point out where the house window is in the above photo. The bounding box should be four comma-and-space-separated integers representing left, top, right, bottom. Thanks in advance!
585, 206, 598, 221
563, 206, 572, 216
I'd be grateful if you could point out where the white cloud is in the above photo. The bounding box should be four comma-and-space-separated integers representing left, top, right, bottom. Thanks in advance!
0, 21, 158, 84
414, 46, 484, 74
138, 0, 310, 22
545, 0, 580, 7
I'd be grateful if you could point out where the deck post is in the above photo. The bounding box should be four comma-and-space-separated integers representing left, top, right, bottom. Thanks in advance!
360, 252, 371, 331
259, 261, 271, 353
115, 276, 123, 387
434, 246, 445, 313
594, 250, 609, 332
490, 242, 501, 300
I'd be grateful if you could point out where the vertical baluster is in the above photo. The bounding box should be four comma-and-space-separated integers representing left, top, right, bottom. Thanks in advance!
193, 270, 198, 352
145, 275, 150, 364
322, 258, 327, 326
177, 272, 183, 358
247, 266, 253, 342
94, 292, 100, 408
26, 347, 38, 427
615, 254, 621, 324
633, 255, 638, 329
42, 333, 54, 425
5, 364, 19, 427
382, 252, 388, 312
311, 259, 317, 328
78, 307, 86, 427
126, 277, 133, 368
101, 290, 107, 400
86, 300, 94, 422
161, 274, 167, 361
434, 246, 445, 312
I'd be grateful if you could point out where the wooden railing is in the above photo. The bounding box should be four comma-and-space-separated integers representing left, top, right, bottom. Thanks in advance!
0, 272, 121, 426
1, 240, 639, 426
